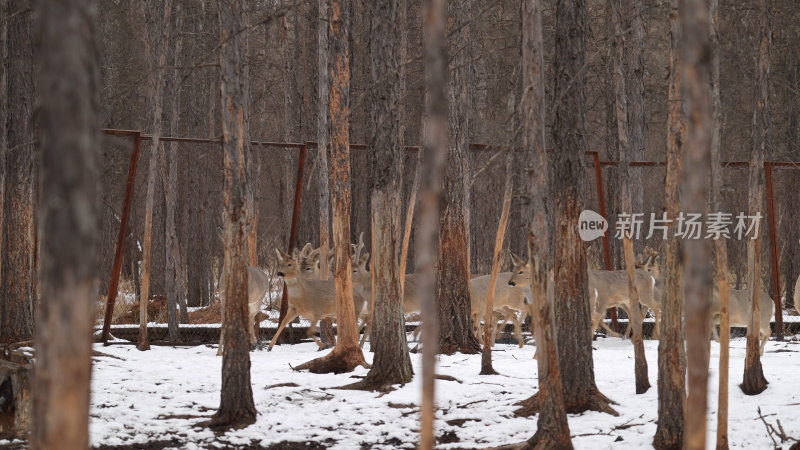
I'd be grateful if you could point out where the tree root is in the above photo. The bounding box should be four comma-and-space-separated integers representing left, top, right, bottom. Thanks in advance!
740, 363, 768, 395
487, 429, 573, 450
514, 390, 619, 418
294, 347, 367, 374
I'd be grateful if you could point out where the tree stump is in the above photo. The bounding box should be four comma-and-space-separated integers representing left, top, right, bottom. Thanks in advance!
0, 349, 32, 439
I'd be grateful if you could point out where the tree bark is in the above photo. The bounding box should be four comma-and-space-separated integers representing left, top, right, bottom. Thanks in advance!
709, 0, 730, 447
741, 0, 770, 397
164, 2, 186, 341
31, 0, 100, 446
0, 1, 36, 345
625, 0, 645, 250
317, 0, 335, 349
346, 0, 413, 390
295, 0, 366, 374
0, 0, 6, 334
609, 0, 649, 395
318, 0, 331, 283
653, 2, 686, 448
680, 1, 714, 449
508, 2, 572, 447
210, 0, 257, 430
437, 0, 480, 356
418, 0, 447, 445
138, 0, 174, 351
548, 0, 616, 416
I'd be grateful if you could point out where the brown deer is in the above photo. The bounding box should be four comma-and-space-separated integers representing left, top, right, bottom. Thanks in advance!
268, 249, 367, 351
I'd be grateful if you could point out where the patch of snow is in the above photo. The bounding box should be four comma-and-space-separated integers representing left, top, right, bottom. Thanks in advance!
87, 334, 800, 448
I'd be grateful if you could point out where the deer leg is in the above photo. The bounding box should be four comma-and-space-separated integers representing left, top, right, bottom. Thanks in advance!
307, 319, 325, 350
249, 312, 258, 348
358, 316, 373, 348
513, 314, 524, 348
268, 310, 300, 351
759, 327, 771, 355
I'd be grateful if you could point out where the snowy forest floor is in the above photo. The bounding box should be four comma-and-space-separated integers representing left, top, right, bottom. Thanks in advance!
3, 334, 799, 449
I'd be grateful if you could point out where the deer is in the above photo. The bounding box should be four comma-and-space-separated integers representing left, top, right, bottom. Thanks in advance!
268, 248, 367, 351
507, 254, 659, 339
709, 286, 774, 355
215, 219, 270, 356
469, 265, 532, 348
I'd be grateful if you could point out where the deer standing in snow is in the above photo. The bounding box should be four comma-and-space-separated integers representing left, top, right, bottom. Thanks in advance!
268, 249, 367, 351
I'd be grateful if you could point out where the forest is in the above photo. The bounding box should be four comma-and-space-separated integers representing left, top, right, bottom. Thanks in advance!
0, 0, 799, 448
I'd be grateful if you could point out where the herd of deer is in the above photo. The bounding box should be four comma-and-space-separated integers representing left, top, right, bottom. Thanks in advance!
216, 238, 775, 357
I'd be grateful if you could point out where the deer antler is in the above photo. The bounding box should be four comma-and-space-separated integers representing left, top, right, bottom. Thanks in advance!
351, 232, 365, 262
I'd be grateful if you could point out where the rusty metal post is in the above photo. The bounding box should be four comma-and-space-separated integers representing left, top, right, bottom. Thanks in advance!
277, 144, 307, 343
591, 151, 618, 329
101, 132, 142, 343
764, 162, 783, 340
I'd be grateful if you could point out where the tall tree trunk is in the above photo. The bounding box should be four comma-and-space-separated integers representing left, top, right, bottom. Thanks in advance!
741, 0, 770, 396
480, 102, 515, 376
348, 0, 413, 390
550, 0, 616, 415
164, 3, 186, 341
510, 1, 572, 447
418, 0, 447, 445
32, 0, 99, 446
138, 0, 174, 351
709, 0, 730, 447
680, 1, 713, 448
0, 1, 35, 345
603, 0, 621, 272
653, 2, 686, 448
625, 0, 645, 250
610, 0, 649, 395
296, 0, 366, 374
0, 0, 7, 330
317, 0, 335, 349
437, 0, 480, 356
211, 0, 257, 430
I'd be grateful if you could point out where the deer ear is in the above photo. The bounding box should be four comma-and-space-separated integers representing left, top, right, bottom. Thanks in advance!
360, 252, 370, 266
275, 248, 284, 261
511, 253, 524, 266
299, 243, 313, 260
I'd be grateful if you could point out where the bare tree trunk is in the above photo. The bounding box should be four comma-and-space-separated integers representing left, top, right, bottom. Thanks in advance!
317, 0, 335, 349
164, 3, 185, 341
296, 0, 366, 374
741, 0, 770, 397
653, 2, 686, 448
603, 0, 621, 272
709, 1, 730, 447
0, 1, 35, 345
548, 0, 615, 416
0, 0, 6, 330
609, 0, 649, 394
626, 0, 645, 247
138, 0, 174, 351
346, 0, 413, 390
508, 2, 572, 447
32, 0, 99, 446
681, 1, 714, 449
210, 0, 257, 430
480, 121, 514, 375
437, 0, 480, 356
418, 0, 447, 445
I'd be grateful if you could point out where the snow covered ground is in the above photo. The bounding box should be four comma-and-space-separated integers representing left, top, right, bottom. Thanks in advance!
68, 335, 800, 448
